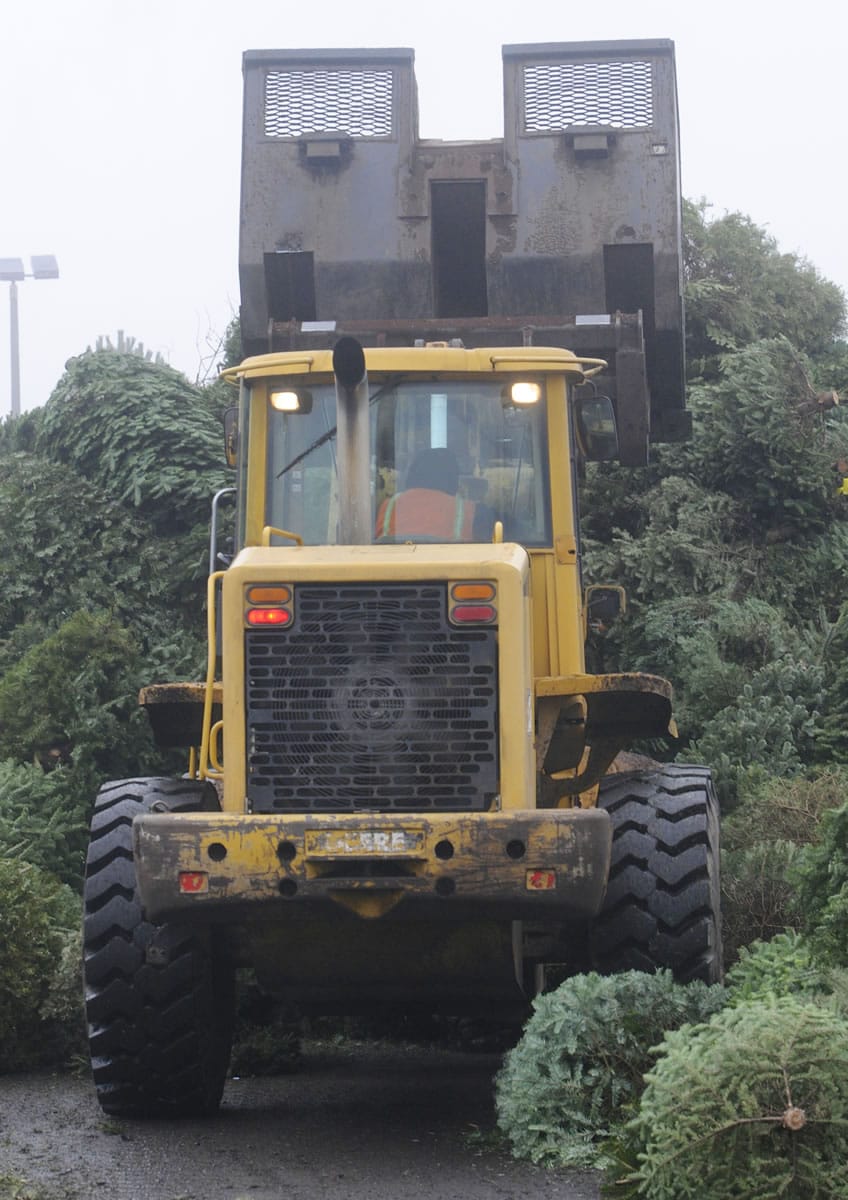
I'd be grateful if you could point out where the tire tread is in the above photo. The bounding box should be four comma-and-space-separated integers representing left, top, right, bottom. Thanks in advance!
591, 765, 723, 984
83, 777, 233, 1117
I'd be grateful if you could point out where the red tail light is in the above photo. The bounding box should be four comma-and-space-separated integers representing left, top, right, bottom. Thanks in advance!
246, 608, 291, 626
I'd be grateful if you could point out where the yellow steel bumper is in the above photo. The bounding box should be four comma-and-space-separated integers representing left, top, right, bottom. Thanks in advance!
133, 808, 611, 923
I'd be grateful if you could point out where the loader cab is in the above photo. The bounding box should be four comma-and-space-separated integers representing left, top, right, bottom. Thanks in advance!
227, 346, 599, 558
224, 343, 602, 683
258, 375, 553, 548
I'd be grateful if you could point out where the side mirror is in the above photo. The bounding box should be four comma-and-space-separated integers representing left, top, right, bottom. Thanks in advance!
575, 392, 619, 461
585, 584, 626, 636
223, 408, 238, 468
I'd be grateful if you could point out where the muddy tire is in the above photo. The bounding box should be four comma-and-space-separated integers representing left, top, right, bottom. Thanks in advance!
83, 778, 235, 1117
591, 765, 722, 984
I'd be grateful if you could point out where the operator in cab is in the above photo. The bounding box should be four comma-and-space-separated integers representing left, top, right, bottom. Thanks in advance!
375, 447, 478, 541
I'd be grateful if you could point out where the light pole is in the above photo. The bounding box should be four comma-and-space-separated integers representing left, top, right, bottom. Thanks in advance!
0, 255, 60, 417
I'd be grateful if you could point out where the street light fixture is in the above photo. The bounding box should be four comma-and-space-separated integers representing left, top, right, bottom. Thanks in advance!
1, 254, 60, 417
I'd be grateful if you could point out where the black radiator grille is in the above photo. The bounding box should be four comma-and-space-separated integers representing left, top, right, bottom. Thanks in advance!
245, 583, 499, 812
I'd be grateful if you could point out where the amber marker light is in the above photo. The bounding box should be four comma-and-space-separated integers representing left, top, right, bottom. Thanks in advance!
179, 871, 209, 894
247, 585, 291, 604
451, 582, 495, 602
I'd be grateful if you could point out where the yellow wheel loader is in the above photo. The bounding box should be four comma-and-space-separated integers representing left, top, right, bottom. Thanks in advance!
83, 40, 721, 1117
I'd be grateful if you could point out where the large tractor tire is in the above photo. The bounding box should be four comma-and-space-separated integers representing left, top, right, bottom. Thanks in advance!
590, 765, 722, 984
83, 778, 235, 1117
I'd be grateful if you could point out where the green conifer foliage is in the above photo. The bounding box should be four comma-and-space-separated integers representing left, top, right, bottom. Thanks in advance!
816, 602, 848, 762
689, 339, 839, 540
0, 859, 78, 1070
0, 610, 137, 765
615, 999, 848, 1199
683, 200, 845, 369
797, 801, 848, 966
724, 931, 832, 1004
0, 760, 88, 886
495, 971, 724, 1168
36, 348, 228, 537
0, 452, 167, 649
719, 770, 847, 961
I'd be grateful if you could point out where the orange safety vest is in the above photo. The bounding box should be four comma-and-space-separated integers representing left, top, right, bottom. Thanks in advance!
376, 488, 476, 540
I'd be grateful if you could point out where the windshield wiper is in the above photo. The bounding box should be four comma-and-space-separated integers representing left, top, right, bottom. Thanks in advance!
276, 378, 403, 479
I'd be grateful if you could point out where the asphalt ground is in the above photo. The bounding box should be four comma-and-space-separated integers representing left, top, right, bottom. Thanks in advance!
0, 1042, 601, 1200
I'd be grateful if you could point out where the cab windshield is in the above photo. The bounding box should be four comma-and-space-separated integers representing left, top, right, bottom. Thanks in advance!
265, 378, 551, 546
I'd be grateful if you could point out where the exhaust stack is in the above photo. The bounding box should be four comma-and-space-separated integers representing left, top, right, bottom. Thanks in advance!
333, 336, 372, 544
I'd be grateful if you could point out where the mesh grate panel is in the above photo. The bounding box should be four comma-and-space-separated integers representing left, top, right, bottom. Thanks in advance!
523, 60, 653, 131
246, 584, 499, 812
264, 69, 394, 138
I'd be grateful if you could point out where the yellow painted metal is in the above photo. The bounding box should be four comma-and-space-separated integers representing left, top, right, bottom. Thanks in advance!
149, 347, 666, 880
110, 312, 695, 1027
535, 672, 673, 702
232, 355, 316, 380
544, 373, 586, 677
533, 672, 674, 799
518, 372, 587, 683
527, 552, 554, 679
244, 383, 269, 546
209, 721, 224, 774
223, 344, 595, 385
199, 571, 225, 782
330, 891, 406, 918
555, 535, 578, 564
157, 347, 659, 822
133, 806, 612, 925
220, 543, 535, 813
261, 525, 304, 547
489, 352, 606, 375
154, 812, 557, 886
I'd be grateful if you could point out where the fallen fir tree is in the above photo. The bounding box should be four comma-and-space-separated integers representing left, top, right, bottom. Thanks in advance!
606, 996, 848, 1199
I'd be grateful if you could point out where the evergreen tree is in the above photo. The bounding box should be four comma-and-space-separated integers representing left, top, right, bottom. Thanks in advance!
816, 602, 848, 762
611, 999, 848, 1199
684, 199, 846, 372
36, 346, 229, 537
